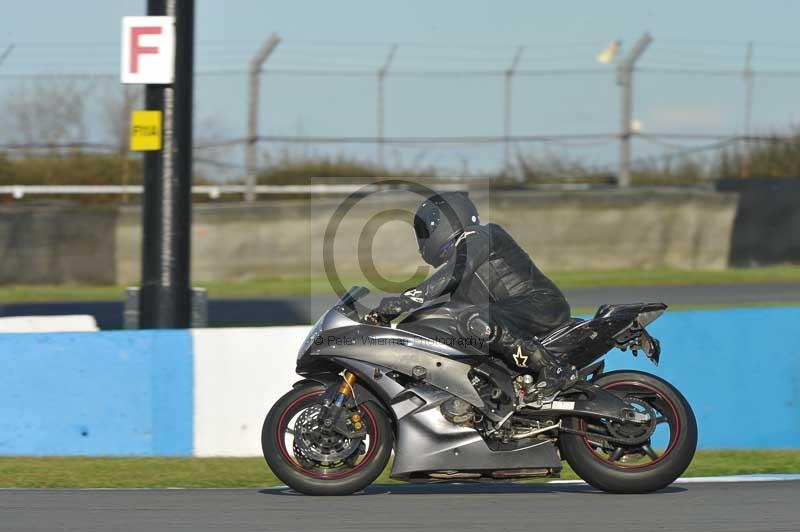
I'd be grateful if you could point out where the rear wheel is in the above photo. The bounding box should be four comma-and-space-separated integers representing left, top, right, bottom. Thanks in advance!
261, 383, 393, 495
560, 370, 697, 493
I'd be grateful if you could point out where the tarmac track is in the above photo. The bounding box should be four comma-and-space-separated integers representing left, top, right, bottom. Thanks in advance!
2, 480, 799, 532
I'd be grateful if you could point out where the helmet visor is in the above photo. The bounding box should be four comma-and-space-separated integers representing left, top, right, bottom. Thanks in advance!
413, 214, 430, 240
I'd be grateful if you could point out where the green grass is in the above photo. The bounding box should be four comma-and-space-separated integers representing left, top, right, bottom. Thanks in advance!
1, 451, 797, 488
2, 265, 800, 303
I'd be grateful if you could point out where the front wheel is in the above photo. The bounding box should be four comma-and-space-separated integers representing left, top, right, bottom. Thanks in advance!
262, 383, 393, 495
560, 370, 697, 494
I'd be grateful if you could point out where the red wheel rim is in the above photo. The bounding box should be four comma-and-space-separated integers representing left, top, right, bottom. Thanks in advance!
580, 380, 681, 469
275, 391, 380, 479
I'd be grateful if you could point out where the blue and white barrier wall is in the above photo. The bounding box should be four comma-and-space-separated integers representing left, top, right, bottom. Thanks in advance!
0, 327, 306, 457
1, 307, 798, 455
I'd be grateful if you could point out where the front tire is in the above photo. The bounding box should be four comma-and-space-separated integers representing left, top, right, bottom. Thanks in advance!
560, 370, 697, 494
262, 383, 393, 495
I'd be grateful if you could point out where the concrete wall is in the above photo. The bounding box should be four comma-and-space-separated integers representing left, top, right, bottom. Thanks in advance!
0, 187, 742, 284
0, 204, 117, 284
116, 199, 315, 284
115, 187, 738, 284
486, 188, 737, 271
2, 306, 799, 456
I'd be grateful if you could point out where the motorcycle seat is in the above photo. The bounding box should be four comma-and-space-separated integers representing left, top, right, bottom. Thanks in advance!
541, 317, 585, 341
595, 302, 667, 318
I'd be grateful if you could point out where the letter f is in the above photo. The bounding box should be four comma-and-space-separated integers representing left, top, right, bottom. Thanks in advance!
130, 26, 161, 73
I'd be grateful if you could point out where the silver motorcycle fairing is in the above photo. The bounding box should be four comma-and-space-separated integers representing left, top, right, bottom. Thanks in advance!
292, 374, 389, 413
388, 384, 562, 477
302, 321, 485, 408
330, 357, 562, 478
297, 305, 561, 478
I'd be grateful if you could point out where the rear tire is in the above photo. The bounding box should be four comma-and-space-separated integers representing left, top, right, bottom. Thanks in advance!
560, 370, 697, 494
262, 383, 393, 495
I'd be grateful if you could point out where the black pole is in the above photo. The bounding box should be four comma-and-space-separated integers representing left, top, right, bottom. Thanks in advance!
140, 0, 194, 328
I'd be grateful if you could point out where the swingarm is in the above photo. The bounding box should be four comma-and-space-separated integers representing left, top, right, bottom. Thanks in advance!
522, 382, 651, 424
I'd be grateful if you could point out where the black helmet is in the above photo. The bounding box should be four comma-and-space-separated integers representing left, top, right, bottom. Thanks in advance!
413, 191, 479, 266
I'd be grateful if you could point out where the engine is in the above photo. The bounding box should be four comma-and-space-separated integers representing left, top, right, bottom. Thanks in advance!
440, 397, 475, 426
440, 371, 512, 428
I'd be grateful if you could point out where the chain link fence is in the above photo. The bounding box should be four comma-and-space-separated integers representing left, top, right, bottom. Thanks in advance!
2, 38, 800, 189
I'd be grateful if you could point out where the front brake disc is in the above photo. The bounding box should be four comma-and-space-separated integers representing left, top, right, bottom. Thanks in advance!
294, 405, 359, 463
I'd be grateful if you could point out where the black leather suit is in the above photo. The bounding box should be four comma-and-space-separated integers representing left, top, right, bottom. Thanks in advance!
381, 223, 572, 372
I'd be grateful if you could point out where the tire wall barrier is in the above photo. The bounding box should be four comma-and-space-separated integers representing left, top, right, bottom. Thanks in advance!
717, 178, 800, 266
1, 307, 798, 456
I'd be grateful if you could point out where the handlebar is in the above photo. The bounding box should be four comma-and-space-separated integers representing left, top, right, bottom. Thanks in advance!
362, 309, 389, 326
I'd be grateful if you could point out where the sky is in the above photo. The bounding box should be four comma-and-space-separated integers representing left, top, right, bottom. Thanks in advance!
2, 1, 800, 177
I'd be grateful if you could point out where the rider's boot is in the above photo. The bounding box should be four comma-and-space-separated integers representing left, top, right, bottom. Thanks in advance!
454, 308, 577, 403
532, 357, 578, 403
504, 336, 577, 403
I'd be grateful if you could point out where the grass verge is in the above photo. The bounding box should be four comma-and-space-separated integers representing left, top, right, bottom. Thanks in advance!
1, 451, 798, 489
2, 266, 800, 303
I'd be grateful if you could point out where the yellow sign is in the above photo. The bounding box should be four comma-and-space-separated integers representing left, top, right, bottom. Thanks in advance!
130, 110, 162, 151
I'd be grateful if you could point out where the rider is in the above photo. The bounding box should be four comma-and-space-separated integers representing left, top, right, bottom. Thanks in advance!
368, 191, 577, 403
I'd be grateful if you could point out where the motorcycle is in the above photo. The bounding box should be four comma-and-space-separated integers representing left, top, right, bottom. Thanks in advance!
262, 286, 697, 495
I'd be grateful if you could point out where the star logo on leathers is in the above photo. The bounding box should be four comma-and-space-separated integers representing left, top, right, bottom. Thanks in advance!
403, 288, 424, 304
513, 346, 529, 368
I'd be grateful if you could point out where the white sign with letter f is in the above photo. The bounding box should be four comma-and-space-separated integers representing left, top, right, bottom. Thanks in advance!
121, 16, 175, 84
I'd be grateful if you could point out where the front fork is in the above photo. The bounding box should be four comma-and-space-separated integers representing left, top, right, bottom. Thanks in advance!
334, 371, 357, 406
327, 371, 366, 435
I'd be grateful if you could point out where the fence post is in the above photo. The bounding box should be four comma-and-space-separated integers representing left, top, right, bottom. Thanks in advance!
616, 32, 652, 187
742, 41, 754, 178
377, 44, 398, 169
245, 33, 281, 202
503, 46, 524, 177
0, 44, 14, 67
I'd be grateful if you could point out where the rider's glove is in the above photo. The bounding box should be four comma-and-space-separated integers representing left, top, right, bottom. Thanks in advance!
373, 295, 415, 322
